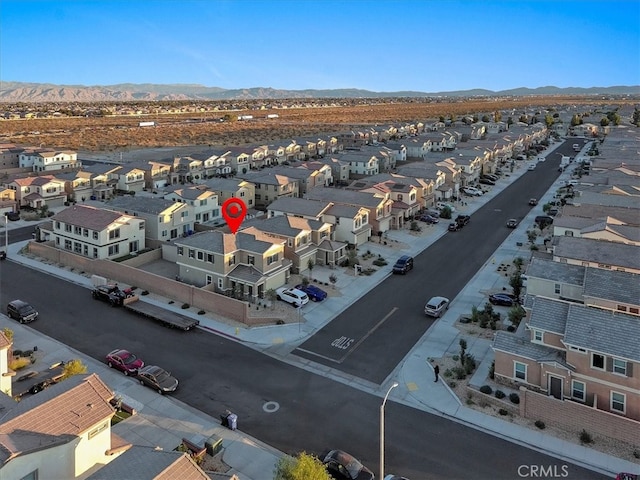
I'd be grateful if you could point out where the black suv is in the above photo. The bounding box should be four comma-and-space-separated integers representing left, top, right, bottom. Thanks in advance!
92, 284, 127, 306
392, 255, 414, 274
455, 215, 471, 227
7, 300, 39, 323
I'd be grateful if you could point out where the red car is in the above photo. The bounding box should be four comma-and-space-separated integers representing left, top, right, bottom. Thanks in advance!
616, 474, 638, 480
106, 349, 144, 376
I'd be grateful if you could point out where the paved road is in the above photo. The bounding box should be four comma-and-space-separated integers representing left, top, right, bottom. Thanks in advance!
293, 146, 571, 384
0, 257, 606, 479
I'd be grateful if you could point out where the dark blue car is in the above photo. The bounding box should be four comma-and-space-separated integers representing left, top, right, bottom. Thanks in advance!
295, 284, 327, 302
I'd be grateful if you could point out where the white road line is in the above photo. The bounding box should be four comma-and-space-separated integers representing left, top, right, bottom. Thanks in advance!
337, 307, 399, 363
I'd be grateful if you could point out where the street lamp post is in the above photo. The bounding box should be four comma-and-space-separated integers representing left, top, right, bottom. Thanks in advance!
380, 382, 399, 480
2, 214, 7, 258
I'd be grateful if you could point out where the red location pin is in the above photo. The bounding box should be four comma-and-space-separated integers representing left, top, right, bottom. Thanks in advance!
221, 198, 247, 234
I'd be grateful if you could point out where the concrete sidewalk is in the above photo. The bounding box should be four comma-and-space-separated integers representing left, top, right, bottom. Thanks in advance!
2, 142, 638, 477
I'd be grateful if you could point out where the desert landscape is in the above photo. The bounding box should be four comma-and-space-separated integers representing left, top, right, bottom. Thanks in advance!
0, 96, 622, 152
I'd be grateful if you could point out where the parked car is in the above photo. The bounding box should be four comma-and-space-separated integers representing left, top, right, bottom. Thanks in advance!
295, 283, 327, 302
321, 449, 374, 480
92, 284, 128, 306
506, 218, 519, 228
424, 296, 450, 317
276, 287, 309, 307
384, 476, 410, 480
455, 215, 470, 227
392, 255, 414, 274
425, 209, 440, 218
462, 186, 482, 196
529, 198, 538, 206
417, 213, 438, 224
28, 378, 56, 395
479, 177, 495, 185
483, 174, 499, 181
6, 211, 20, 221
447, 222, 459, 232
137, 365, 179, 394
489, 293, 515, 306
105, 349, 144, 376
436, 202, 456, 212
6, 299, 39, 323
527, 163, 537, 171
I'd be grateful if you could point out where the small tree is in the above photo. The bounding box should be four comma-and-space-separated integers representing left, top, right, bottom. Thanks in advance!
439, 206, 452, 219
265, 288, 277, 310
509, 272, 523, 300
273, 452, 332, 480
38, 204, 50, 218
459, 338, 467, 365
328, 273, 337, 289
508, 304, 526, 328
61, 359, 88, 380
307, 259, 315, 280
2, 328, 13, 342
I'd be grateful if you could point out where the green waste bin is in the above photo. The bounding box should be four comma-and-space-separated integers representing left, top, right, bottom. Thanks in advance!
205, 435, 223, 456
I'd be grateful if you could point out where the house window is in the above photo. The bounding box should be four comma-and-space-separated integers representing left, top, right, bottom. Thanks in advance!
630, 307, 639, 315
568, 345, 587, 354
617, 305, 627, 312
108, 245, 120, 256
162, 230, 168, 237
177, 246, 183, 256
591, 353, 605, 370
248, 255, 255, 265
93, 231, 98, 240
611, 391, 625, 413
55, 221, 60, 229
571, 380, 585, 401
554, 283, 561, 294
228, 255, 236, 266
532, 330, 543, 343
267, 253, 279, 265
207, 253, 214, 263
197, 251, 204, 260
109, 228, 120, 239
612, 358, 627, 376
514, 362, 527, 380
93, 248, 98, 258
74, 242, 82, 253
64, 239, 72, 250
189, 249, 195, 258
74, 226, 82, 235
218, 278, 224, 289
83, 228, 88, 237
139, 222, 144, 230
19, 470, 38, 480
65, 224, 72, 232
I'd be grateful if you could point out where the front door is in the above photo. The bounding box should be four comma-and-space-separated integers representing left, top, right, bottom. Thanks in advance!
549, 376, 563, 400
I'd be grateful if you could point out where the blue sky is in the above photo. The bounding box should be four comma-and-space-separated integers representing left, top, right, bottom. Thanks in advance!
1, 0, 639, 92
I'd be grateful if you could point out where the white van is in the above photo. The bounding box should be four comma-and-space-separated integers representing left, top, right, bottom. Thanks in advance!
572, 143, 580, 152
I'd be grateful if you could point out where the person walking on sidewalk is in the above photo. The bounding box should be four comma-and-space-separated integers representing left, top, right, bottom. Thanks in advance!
433, 364, 440, 382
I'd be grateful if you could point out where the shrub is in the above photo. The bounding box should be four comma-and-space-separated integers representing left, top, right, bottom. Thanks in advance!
9, 357, 31, 370
373, 258, 387, 266
443, 368, 453, 378
534, 420, 546, 429
448, 381, 456, 388
579, 429, 593, 444
276, 319, 285, 325
168, 300, 174, 304
495, 390, 506, 399
509, 393, 520, 404
452, 354, 459, 362
479, 385, 493, 395
197, 310, 205, 315
452, 366, 466, 380
141, 290, 149, 295
463, 354, 476, 374
507, 325, 516, 332
181, 303, 190, 309
489, 360, 495, 380
498, 408, 509, 416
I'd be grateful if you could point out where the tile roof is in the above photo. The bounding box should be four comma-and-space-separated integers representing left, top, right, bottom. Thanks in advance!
0, 374, 114, 463
52, 205, 127, 230
564, 304, 640, 362
86, 445, 209, 480
241, 215, 323, 237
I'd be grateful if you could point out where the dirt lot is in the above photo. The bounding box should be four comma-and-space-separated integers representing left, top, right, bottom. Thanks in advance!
0, 96, 616, 151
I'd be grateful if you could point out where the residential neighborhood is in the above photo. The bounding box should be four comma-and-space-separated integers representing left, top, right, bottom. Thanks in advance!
0, 102, 639, 479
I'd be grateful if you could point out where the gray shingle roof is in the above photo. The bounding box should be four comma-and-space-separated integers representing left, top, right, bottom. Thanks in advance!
241, 215, 323, 237
267, 197, 330, 217
583, 267, 640, 306
527, 296, 569, 334
106, 196, 177, 215
306, 188, 384, 208
553, 236, 640, 270
493, 331, 570, 366
561, 204, 640, 226
175, 230, 277, 254
525, 257, 585, 286
564, 304, 640, 362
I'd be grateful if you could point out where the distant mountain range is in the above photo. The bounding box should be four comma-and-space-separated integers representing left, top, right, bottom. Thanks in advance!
0, 81, 637, 102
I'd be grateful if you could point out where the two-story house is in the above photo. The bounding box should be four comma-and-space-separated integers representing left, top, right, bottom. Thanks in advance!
236, 172, 298, 209
306, 187, 393, 235
174, 230, 290, 300
340, 152, 379, 177
82, 163, 122, 200
201, 177, 256, 212
6, 175, 68, 209
56, 170, 93, 203
242, 215, 344, 273
106, 196, 194, 246
551, 236, 640, 274
49, 204, 145, 259
19, 149, 81, 172
163, 185, 221, 225
114, 165, 146, 193
493, 296, 640, 422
